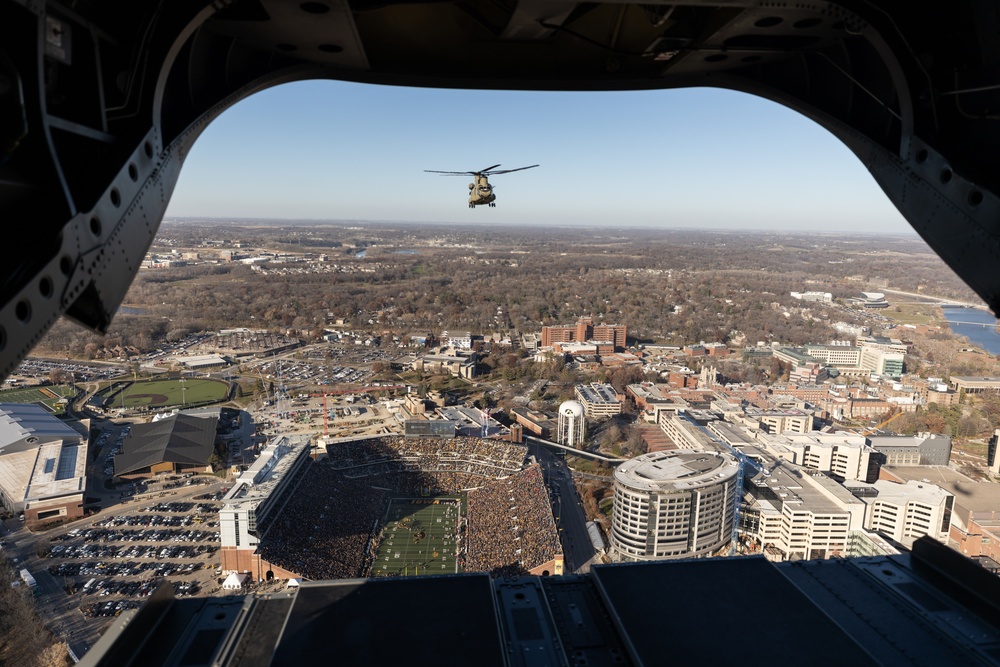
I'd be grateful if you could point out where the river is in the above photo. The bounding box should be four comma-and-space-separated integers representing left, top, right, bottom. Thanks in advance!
941, 306, 1000, 355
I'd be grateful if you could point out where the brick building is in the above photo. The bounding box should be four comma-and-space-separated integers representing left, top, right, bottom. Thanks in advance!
541, 316, 626, 351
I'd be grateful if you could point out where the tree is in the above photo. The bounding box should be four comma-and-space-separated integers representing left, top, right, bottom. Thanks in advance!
47, 369, 68, 385
35, 642, 70, 667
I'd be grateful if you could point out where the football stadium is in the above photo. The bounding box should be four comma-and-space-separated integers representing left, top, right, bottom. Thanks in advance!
219, 435, 563, 582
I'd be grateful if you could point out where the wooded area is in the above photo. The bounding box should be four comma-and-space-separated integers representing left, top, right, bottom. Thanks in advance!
34, 223, 977, 360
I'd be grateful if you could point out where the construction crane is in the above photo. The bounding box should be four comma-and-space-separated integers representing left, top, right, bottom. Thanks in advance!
861, 410, 904, 436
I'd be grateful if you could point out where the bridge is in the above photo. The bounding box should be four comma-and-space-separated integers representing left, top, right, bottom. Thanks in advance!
524, 436, 626, 465
944, 320, 999, 328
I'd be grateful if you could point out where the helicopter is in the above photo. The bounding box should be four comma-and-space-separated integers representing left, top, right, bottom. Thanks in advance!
424, 164, 539, 208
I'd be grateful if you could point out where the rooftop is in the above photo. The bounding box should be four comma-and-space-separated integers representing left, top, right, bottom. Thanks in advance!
0, 403, 83, 455
614, 450, 738, 492
576, 383, 619, 404
222, 436, 310, 513
881, 466, 1000, 517
751, 462, 860, 515
114, 413, 219, 476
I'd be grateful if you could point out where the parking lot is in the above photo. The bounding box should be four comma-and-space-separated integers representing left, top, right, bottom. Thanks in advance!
9, 357, 125, 382
95, 425, 130, 478
253, 358, 373, 387
1, 475, 232, 655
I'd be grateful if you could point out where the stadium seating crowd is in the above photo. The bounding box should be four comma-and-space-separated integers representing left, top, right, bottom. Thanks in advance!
465, 465, 562, 576
329, 436, 526, 479
259, 463, 388, 580
256, 438, 560, 580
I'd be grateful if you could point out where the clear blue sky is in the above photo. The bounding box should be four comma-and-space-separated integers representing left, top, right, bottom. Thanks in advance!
165, 80, 912, 232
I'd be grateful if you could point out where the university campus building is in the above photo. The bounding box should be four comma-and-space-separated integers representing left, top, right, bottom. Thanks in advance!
0, 404, 88, 528
541, 316, 626, 351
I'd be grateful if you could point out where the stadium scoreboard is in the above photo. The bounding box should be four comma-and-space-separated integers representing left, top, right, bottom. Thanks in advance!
404, 420, 457, 438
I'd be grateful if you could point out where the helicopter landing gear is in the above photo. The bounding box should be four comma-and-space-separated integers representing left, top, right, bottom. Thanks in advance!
489, 202, 496, 207
469, 203, 475, 208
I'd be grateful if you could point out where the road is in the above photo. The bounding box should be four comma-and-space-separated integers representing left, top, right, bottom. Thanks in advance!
528, 442, 597, 573
879, 288, 988, 310
1, 518, 95, 658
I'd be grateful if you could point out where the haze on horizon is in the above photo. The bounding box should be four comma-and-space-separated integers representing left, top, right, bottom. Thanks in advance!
165, 80, 912, 234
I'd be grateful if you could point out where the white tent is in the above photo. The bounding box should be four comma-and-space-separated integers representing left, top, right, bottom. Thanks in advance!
222, 572, 248, 590
286, 578, 302, 588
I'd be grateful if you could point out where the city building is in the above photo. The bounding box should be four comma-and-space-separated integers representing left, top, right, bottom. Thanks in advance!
574, 383, 622, 419
845, 479, 954, 548
519, 333, 542, 350
857, 344, 905, 378
113, 412, 220, 478
753, 432, 880, 482
411, 353, 477, 379
177, 354, 229, 370
790, 291, 833, 303
950, 376, 1000, 395
857, 336, 908, 352
553, 341, 613, 357
625, 383, 677, 410
442, 331, 473, 349
742, 463, 865, 561
683, 342, 730, 357
556, 401, 585, 448
540, 316, 627, 351
436, 406, 501, 438
0, 404, 88, 528
878, 465, 1000, 561
867, 434, 952, 466
610, 450, 739, 561
658, 412, 719, 451
789, 362, 828, 385
510, 407, 557, 439
219, 436, 312, 578
803, 344, 862, 367
849, 292, 890, 308
743, 407, 814, 434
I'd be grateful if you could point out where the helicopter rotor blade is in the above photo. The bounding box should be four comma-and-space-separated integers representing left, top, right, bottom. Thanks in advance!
424, 170, 476, 176
479, 164, 502, 173
484, 164, 539, 175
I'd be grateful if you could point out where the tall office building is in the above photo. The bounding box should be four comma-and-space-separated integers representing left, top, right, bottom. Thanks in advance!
611, 450, 739, 561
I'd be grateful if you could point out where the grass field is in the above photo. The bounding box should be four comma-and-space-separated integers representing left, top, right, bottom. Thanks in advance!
0, 384, 76, 414
112, 378, 229, 409
372, 497, 462, 577
882, 303, 940, 326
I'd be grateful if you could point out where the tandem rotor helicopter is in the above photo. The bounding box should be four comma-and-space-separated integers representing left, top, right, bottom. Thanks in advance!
424, 164, 539, 208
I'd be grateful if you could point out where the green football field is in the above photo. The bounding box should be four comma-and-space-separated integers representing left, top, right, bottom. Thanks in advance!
0, 384, 75, 414
372, 497, 463, 577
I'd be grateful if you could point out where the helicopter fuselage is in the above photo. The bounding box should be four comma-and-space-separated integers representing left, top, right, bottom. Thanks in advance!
425, 164, 536, 208
469, 175, 495, 207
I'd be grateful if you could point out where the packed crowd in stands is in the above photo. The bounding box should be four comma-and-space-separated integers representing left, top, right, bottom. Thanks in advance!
259, 462, 388, 580
328, 436, 526, 477
465, 465, 562, 577
252, 440, 560, 581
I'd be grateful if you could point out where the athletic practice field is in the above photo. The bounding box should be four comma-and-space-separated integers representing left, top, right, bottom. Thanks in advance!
0, 384, 76, 414
372, 497, 462, 577
108, 378, 229, 410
